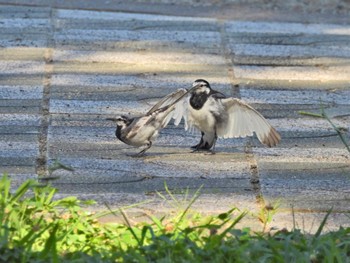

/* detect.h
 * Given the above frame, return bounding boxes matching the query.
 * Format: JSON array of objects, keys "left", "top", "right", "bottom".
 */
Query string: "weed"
[
  {"left": 298, "top": 100, "right": 350, "bottom": 153},
  {"left": 255, "top": 201, "right": 280, "bottom": 232},
  {"left": 1, "top": 175, "right": 350, "bottom": 262}
]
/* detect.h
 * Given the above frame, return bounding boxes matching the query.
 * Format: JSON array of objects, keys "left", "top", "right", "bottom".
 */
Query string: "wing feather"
[
  {"left": 125, "top": 117, "right": 148, "bottom": 140},
  {"left": 218, "top": 98, "right": 281, "bottom": 147},
  {"left": 146, "top": 89, "right": 187, "bottom": 115},
  {"left": 172, "top": 94, "right": 192, "bottom": 131},
  {"left": 146, "top": 88, "right": 189, "bottom": 129}
]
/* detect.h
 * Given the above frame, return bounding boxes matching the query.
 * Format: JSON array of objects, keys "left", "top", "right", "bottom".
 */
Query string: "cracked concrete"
[{"left": 0, "top": 0, "right": 349, "bottom": 232}]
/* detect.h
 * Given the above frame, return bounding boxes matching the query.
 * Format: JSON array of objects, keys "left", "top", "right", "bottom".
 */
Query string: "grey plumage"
[{"left": 107, "top": 88, "right": 192, "bottom": 156}]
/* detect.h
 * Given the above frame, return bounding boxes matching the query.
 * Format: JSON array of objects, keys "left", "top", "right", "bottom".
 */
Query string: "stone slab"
[
  {"left": 234, "top": 65, "right": 350, "bottom": 81},
  {"left": 0, "top": 61, "right": 45, "bottom": 74},
  {"left": 0, "top": 5, "right": 51, "bottom": 18},
  {"left": 0, "top": 85, "right": 43, "bottom": 99},
  {"left": 259, "top": 160, "right": 350, "bottom": 212},
  {"left": 0, "top": 48, "right": 47, "bottom": 61},
  {"left": 225, "top": 21, "right": 350, "bottom": 35}
]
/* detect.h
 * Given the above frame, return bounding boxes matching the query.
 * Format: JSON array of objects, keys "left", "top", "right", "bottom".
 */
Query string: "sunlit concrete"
[{"left": 0, "top": 2, "right": 349, "bottom": 232}]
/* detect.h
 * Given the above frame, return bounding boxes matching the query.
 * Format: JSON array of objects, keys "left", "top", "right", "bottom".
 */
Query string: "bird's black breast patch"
[
  {"left": 116, "top": 125, "right": 129, "bottom": 144},
  {"left": 190, "top": 93, "right": 208, "bottom": 110},
  {"left": 116, "top": 126, "right": 122, "bottom": 140}
]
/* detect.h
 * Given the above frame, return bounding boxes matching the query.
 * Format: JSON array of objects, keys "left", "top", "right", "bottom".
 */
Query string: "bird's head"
[
  {"left": 106, "top": 116, "right": 129, "bottom": 128},
  {"left": 191, "top": 79, "right": 211, "bottom": 95}
]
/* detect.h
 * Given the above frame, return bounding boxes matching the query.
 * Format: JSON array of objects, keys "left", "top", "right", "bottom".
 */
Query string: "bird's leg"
[
  {"left": 191, "top": 146, "right": 202, "bottom": 153},
  {"left": 137, "top": 141, "right": 152, "bottom": 156},
  {"left": 128, "top": 141, "right": 152, "bottom": 157},
  {"left": 192, "top": 132, "right": 216, "bottom": 153},
  {"left": 205, "top": 133, "right": 217, "bottom": 155},
  {"left": 191, "top": 143, "right": 212, "bottom": 153},
  {"left": 191, "top": 132, "right": 211, "bottom": 153},
  {"left": 191, "top": 145, "right": 203, "bottom": 153},
  {"left": 190, "top": 143, "right": 200, "bottom": 150},
  {"left": 212, "top": 133, "right": 218, "bottom": 152},
  {"left": 191, "top": 132, "right": 204, "bottom": 150},
  {"left": 191, "top": 142, "right": 207, "bottom": 153}
]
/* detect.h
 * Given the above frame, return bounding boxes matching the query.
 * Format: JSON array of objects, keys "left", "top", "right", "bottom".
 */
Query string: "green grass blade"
[
  {"left": 93, "top": 200, "right": 152, "bottom": 219},
  {"left": 148, "top": 215, "right": 165, "bottom": 231},
  {"left": 291, "top": 205, "right": 296, "bottom": 231},
  {"left": 164, "top": 181, "right": 180, "bottom": 206},
  {"left": 40, "top": 223, "right": 59, "bottom": 263},
  {"left": 44, "top": 188, "right": 57, "bottom": 205},
  {"left": 119, "top": 208, "right": 141, "bottom": 246},
  {"left": 297, "top": 111, "right": 324, "bottom": 118},
  {"left": 174, "top": 185, "right": 203, "bottom": 231},
  {"left": 0, "top": 174, "right": 11, "bottom": 204},
  {"left": 48, "top": 159, "right": 74, "bottom": 175},
  {"left": 320, "top": 105, "right": 350, "bottom": 153},
  {"left": 299, "top": 100, "right": 350, "bottom": 153},
  {"left": 104, "top": 202, "right": 142, "bottom": 246},
  {"left": 155, "top": 190, "right": 167, "bottom": 201},
  {"left": 219, "top": 211, "right": 247, "bottom": 239},
  {"left": 9, "top": 180, "right": 36, "bottom": 203},
  {"left": 140, "top": 225, "right": 155, "bottom": 245},
  {"left": 18, "top": 216, "right": 45, "bottom": 247},
  {"left": 314, "top": 209, "right": 332, "bottom": 238}
]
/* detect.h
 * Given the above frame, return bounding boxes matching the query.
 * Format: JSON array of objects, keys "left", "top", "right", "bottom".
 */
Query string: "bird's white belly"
[
  {"left": 188, "top": 106, "right": 216, "bottom": 133},
  {"left": 135, "top": 129, "right": 159, "bottom": 145}
]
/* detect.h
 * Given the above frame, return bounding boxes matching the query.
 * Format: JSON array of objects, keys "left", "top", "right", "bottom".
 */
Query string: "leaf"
[
  {"left": 0, "top": 174, "right": 11, "bottom": 204},
  {"left": 218, "top": 208, "right": 237, "bottom": 221},
  {"left": 48, "top": 159, "right": 74, "bottom": 175},
  {"left": 10, "top": 179, "right": 37, "bottom": 203},
  {"left": 174, "top": 185, "right": 203, "bottom": 231},
  {"left": 140, "top": 225, "right": 155, "bottom": 245},
  {"left": 314, "top": 209, "right": 332, "bottom": 239},
  {"left": 298, "top": 111, "right": 324, "bottom": 118},
  {"left": 40, "top": 223, "right": 59, "bottom": 262}
]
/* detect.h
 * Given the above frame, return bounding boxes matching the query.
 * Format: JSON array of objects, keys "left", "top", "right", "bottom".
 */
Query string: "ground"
[{"left": 0, "top": 0, "right": 349, "bottom": 232}]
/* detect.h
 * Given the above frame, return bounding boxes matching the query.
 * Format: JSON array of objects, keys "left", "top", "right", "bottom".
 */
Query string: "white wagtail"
[
  {"left": 173, "top": 79, "right": 281, "bottom": 152},
  {"left": 107, "top": 86, "right": 198, "bottom": 156}
]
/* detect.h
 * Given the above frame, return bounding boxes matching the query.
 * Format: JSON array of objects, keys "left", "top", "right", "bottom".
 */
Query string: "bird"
[
  {"left": 173, "top": 79, "right": 281, "bottom": 152},
  {"left": 107, "top": 86, "right": 198, "bottom": 156}
]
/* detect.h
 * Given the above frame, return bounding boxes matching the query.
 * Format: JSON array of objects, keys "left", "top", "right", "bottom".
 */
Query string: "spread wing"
[
  {"left": 172, "top": 94, "right": 196, "bottom": 132},
  {"left": 126, "top": 109, "right": 175, "bottom": 140},
  {"left": 217, "top": 98, "right": 281, "bottom": 147},
  {"left": 146, "top": 88, "right": 190, "bottom": 129},
  {"left": 146, "top": 89, "right": 188, "bottom": 115}
]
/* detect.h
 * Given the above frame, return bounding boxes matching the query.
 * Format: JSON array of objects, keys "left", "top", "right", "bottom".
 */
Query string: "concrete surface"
[{"left": 0, "top": 0, "right": 349, "bottom": 232}]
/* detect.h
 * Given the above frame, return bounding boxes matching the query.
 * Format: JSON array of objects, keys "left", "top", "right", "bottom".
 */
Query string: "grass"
[
  {"left": 1, "top": 175, "right": 350, "bottom": 263},
  {"left": 298, "top": 100, "right": 350, "bottom": 153}
]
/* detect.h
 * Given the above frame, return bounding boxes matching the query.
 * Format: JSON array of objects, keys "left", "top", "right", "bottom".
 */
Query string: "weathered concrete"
[{"left": 0, "top": 1, "right": 349, "bottom": 232}]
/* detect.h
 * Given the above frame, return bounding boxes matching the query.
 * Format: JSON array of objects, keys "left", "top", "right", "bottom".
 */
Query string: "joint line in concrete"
[{"left": 36, "top": 5, "right": 54, "bottom": 176}]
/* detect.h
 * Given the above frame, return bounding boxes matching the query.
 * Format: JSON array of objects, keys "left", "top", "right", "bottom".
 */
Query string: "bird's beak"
[
  {"left": 190, "top": 83, "right": 201, "bottom": 91},
  {"left": 106, "top": 118, "right": 118, "bottom": 122}
]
